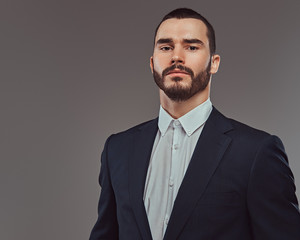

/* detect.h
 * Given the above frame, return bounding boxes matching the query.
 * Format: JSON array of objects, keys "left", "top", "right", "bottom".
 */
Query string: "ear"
[
  {"left": 210, "top": 54, "right": 220, "bottom": 74},
  {"left": 150, "top": 56, "right": 154, "bottom": 73}
]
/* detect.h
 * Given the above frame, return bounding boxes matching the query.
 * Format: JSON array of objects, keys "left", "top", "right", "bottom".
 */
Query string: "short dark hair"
[{"left": 154, "top": 8, "right": 216, "bottom": 55}]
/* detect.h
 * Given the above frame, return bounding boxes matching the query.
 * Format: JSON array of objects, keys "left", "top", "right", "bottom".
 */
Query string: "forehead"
[{"left": 155, "top": 18, "right": 209, "bottom": 43}]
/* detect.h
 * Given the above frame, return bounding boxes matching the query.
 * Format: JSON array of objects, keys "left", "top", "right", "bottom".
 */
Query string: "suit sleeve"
[
  {"left": 247, "top": 135, "right": 300, "bottom": 239},
  {"left": 89, "top": 135, "right": 119, "bottom": 240}
]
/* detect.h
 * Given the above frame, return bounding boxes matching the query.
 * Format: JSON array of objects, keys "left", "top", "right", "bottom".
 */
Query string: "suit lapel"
[
  {"left": 164, "top": 108, "right": 233, "bottom": 240},
  {"left": 128, "top": 119, "right": 158, "bottom": 240}
]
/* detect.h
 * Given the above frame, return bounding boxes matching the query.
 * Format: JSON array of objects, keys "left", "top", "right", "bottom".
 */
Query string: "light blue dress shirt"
[{"left": 143, "top": 98, "right": 213, "bottom": 240}]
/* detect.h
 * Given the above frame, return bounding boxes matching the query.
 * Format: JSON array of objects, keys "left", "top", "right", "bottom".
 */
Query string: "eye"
[
  {"left": 187, "top": 46, "right": 198, "bottom": 51},
  {"left": 160, "top": 46, "right": 173, "bottom": 51}
]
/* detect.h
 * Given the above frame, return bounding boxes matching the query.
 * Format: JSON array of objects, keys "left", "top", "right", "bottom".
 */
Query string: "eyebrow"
[
  {"left": 156, "top": 38, "right": 204, "bottom": 45},
  {"left": 183, "top": 38, "right": 204, "bottom": 45},
  {"left": 156, "top": 38, "right": 173, "bottom": 45}
]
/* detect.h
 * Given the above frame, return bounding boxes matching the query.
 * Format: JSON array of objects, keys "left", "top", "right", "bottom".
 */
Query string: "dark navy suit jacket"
[{"left": 90, "top": 107, "right": 300, "bottom": 240}]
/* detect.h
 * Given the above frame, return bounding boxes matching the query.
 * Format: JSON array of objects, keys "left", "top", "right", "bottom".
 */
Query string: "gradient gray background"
[{"left": 1, "top": 0, "right": 300, "bottom": 239}]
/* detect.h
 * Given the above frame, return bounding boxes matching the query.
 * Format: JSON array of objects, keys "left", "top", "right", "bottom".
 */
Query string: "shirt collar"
[{"left": 158, "top": 98, "right": 213, "bottom": 137}]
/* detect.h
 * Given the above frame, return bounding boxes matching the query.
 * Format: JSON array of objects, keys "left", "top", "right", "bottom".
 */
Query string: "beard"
[{"left": 152, "top": 62, "right": 211, "bottom": 102}]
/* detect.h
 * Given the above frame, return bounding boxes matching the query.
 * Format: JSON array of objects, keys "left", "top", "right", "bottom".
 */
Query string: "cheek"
[
  {"left": 152, "top": 55, "right": 170, "bottom": 72},
  {"left": 194, "top": 53, "right": 209, "bottom": 63},
  {"left": 153, "top": 61, "right": 164, "bottom": 73},
  {"left": 189, "top": 56, "right": 210, "bottom": 73},
  {"left": 186, "top": 51, "right": 210, "bottom": 67}
]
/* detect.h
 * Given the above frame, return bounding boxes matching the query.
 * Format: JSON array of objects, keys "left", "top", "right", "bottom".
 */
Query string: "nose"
[{"left": 171, "top": 48, "right": 184, "bottom": 65}]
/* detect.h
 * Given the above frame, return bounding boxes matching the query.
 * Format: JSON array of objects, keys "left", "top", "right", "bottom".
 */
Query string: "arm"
[
  {"left": 89, "top": 135, "right": 119, "bottom": 240},
  {"left": 247, "top": 135, "right": 300, "bottom": 239}
]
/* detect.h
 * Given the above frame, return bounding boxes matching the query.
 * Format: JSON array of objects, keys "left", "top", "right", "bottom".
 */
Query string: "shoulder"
[
  {"left": 213, "top": 107, "right": 272, "bottom": 139},
  {"left": 211, "top": 107, "right": 284, "bottom": 151},
  {"left": 105, "top": 118, "right": 158, "bottom": 145},
  {"left": 231, "top": 117, "right": 284, "bottom": 150},
  {"left": 228, "top": 117, "right": 270, "bottom": 138},
  {"left": 112, "top": 118, "right": 157, "bottom": 136}
]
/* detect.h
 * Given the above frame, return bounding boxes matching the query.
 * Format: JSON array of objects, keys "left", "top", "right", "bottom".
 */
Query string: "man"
[{"left": 90, "top": 8, "right": 300, "bottom": 240}]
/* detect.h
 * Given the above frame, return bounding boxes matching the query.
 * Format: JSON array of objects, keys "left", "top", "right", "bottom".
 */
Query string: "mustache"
[{"left": 162, "top": 64, "right": 194, "bottom": 77}]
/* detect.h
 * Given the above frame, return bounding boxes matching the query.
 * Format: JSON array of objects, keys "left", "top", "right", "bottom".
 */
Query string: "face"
[{"left": 151, "top": 18, "right": 220, "bottom": 102}]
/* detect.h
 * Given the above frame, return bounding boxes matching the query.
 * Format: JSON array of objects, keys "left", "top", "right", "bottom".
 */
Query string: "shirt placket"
[{"left": 163, "top": 119, "right": 181, "bottom": 234}]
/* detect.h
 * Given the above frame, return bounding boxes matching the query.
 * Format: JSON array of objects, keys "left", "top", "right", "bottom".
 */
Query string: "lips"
[
  {"left": 167, "top": 70, "right": 189, "bottom": 75},
  {"left": 162, "top": 64, "right": 194, "bottom": 77}
]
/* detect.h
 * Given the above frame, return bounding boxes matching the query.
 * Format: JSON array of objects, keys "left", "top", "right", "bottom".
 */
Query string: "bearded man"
[{"left": 90, "top": 8, "right": 300, "bottom": 240}]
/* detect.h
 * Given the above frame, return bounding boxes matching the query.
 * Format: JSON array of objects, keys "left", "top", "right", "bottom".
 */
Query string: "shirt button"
[
  {"left": 173, "top": 144, "right": 179, "bottom": 150},
  {"left": 169, "top": 179, "right": 174, "bottom": 187},
  {"left": 165, "top": 216, "right": 169, "bottom": 225},
  {"left": 174, "top": 120, "right": 180, "bottom": 126}
]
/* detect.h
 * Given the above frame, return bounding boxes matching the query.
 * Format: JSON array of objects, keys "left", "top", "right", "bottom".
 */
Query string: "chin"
[{"left": 165, "top": 80, "right": 191, "bottom": 89}]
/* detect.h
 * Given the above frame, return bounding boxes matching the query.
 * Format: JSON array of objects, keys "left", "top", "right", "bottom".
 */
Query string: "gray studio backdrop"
[{"left": 1, "top": 0, "right": 300, "bottom": 239}]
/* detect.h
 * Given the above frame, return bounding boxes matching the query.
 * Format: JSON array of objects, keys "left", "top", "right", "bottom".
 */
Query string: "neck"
[{"left": 159, "top": 86, "right": 210, "bottom": 119}]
